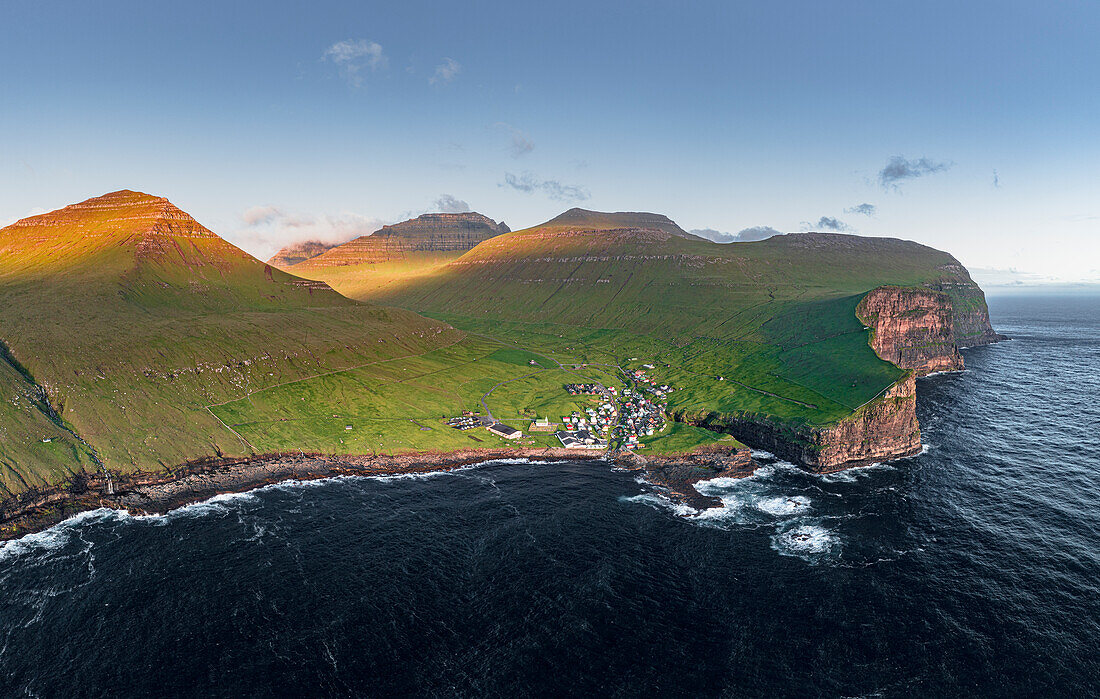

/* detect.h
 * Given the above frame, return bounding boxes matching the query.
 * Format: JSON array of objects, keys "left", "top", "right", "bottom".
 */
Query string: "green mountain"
[
  {"left": 316, "top": 209, "right": 999, "bottom": 466},
  {"left": 539, "top": 208, "right": 702, "bottom": 239},
  {"left": 281, "top": 211, "right": 510, "bottom": 299},
  {"left": 0, "top": 190, "right": 461, "bottom": 494}
]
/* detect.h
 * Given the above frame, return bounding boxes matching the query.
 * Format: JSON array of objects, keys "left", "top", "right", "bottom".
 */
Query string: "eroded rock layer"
[
  {"left": 268, "top": 241, "right": 338, "bottom": 267},
  {"left": 923, "top": 266, "right": 1006, "bottom": 346},
  {"left": 857, "top": 286, "right": 964, "bottom": 375},
  {"left": 678, "top": 374, "right": 921, "bottom": 471},
  {"left": 296, "top": 212, "right": 508, "bottom": 269}
]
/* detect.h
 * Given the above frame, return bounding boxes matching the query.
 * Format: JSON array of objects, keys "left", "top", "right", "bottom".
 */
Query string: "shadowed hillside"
[{"left": 284, "top": 211, "right": 510, "bottom": 298}]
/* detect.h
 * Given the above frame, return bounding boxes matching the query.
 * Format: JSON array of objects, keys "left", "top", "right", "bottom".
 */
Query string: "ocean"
[{"left": 1, "top": 294, "right": 1098, "bottom": 697}]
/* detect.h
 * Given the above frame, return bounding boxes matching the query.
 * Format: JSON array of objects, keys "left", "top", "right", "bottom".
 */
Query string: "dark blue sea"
[{"left": 2, "top": 294, "right": 1098, "bottom": 697}]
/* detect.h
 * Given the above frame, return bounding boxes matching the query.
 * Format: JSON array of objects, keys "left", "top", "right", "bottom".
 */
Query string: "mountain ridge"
[{"left": 288, "top": 211, "right": 509, "bottom": 270}]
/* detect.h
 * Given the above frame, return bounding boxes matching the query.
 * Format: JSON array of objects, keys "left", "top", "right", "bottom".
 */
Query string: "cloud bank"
[
  {"left": 689, "top": 225, "right": 781, "bottom": 243},
  {"left": 235, "top": 206, "right": 385, "bottom": 259},
  {"left": 502, "top": 172, "right": 589, "bottom": 202}
]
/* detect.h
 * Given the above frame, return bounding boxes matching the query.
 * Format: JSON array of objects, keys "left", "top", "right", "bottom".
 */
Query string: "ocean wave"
[
  {"left": 1, "top": 459, "right": 544, "bottom": 560},
  {"left": 817, "top": 461, "right": 896, "bottom": 483},
  {"left": 770, "top": 523, "right": 840, "bottom": 561},
  {"left": 171, "top": 491, "right": 260, "bottom": 517},
  {"left": 920, "top": 369, "right": 967, "bottom": 378},
  {"left": 618, "top": 492, "right": 699, "bottom": 517},
  {"left": 689, "top": 474, "right": 814, "bottom": 525},
  {"left": 0, "top": 508, "right": 123, "bottom": 564},
  {"left": 755, "top": 495, "right": 812, "bottom": 516}
]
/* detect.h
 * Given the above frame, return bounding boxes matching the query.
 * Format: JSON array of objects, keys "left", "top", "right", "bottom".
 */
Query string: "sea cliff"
[
  {"left": 677, "top": 281, "right": 1001, "bottom": 472},
  {"left": 857, "top": 286, "right": 963, "bottom": 375},
  {"left": 675, "top": 375, "right": 920, "bottom": 472}
]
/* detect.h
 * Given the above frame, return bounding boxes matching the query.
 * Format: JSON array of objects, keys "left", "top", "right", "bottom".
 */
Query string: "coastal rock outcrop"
[
  {"left": 923, "top": 265, "right": 1006, "bottom": 346},
  {"left": 623, "top": 444, "right": 756, "bottom": 508},
  {"left": 857, "top": 286, "right": 963, "bottom": 375},
  {"left": 677, "top": 374, "right": 921, "bottom": 471},
  {"left": 683, "top": 280, "right": 1001, "bottom": 470}
]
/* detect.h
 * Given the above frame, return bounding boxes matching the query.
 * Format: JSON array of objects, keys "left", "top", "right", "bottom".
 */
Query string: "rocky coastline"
[
  {"left": 618, "top": 445, "right": 756, "bottom": 509},
  {"left": 0, "top": 285, "right": 1004, "bottom": 542},
  {"left": 0, "top": 447, "right": 606, "bottom": 542}
]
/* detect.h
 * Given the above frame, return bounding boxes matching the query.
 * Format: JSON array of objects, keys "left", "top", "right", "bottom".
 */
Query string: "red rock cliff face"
[
  {"left": 681, "top": 284, "right": 974, "bottom": 470},
  {"left": 679, "top": 375, "right": 921, "bottom": 471},
  {"left": 857, "top": 286, "right": 964, "bottom": 376},
  {"left": 810, "top": 374, "right": 921, "bottom": 468},
  {"left": 922, "top": 264, "right": 1006, "bottom": 347}
]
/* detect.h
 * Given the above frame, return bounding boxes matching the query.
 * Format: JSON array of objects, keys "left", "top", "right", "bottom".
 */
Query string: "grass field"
[
  {"left": 208, "top": 336, "right": 630, "bottom": 454},
  {"left": 640, "top": 422, "right": 742, "bottom": 455}
]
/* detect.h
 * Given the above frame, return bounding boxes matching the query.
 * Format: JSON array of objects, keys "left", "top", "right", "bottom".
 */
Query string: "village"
[{"left": 443, "top": 364, "right": 675, "bottom": 453}]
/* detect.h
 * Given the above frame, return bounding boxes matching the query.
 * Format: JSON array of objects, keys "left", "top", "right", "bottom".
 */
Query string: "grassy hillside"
[
  {"left": 0, "top": 191, "right": 463, "bottom": 493},
  {"left": 289, "top": 251, "right": 468, "bottom": 300},
  {"left": 282, "top": 211, "right": 512, "bottom": 300},
  {"left": 314, "top": 215, "right": 993, "bottom": 432}
]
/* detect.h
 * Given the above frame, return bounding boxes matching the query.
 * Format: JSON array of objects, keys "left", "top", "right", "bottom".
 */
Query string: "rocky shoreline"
[
  {"left": 0, "top": 434, "right": 927, "bottom": 542},
  {"left": 0, "top": 447, "right": 610, "bottom": 541},
  {"left": 618, "top": 445, "right": 757, "bottom": 509}
]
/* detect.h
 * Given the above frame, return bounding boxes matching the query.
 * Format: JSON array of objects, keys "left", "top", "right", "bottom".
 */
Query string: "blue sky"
[{"left": 1, "top": 0, "right": 1097, "bottom": 284}]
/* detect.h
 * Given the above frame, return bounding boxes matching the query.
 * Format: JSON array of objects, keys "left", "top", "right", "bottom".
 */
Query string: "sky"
[{"left": 1, "top": 0, "right": 1098, "bottom": 285}]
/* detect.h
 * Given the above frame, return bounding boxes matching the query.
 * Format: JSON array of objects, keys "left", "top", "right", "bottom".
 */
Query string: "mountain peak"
[
  {"left": 268, "top": 240, "right": 339, "bottom": 267},
  {"left": 4, "top": 189, "right": 214, "bottom": 238},
  {"left": 374, "top": 211, "right": 509, "bottom": 238},
  {"left": 0, "top": 189, "right": 243, "bottom": 281},
  {"left": 294, "top": 210, "right": 508, "bottom": 269},
  {"left": 540, "top": 208, "right": 699, "bottom": 239}
]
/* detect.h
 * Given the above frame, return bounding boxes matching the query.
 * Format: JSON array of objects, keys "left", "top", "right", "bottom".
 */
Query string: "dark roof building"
[{"left": 488, "top": 422, "right": 522, "bottom": 439}]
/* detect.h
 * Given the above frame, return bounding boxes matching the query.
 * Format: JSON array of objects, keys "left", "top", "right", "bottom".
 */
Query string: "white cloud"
[
  {"left": 241, "top": 205, "right": 283, "bottom": 227},
  {"left": 429, "top": 58, "right": 461, "bottom": 85},
  {"left": 689, "top": 226, "right": 781, "bottom": 243},
  {"left": 878, "top": 155, "right": 952, "bottom": 190},
  {"left": 234, "top": 206, "right": 385, "bottom": 259},
  {"left": 802, "top": 216, "right": 851, "bottom": 232},
  {"left": 323, "top": 39, "right": 387, "bottom": 87},
  {"left": 844, "top": 203, "right": 876, "bottom": 217},
  {"left": 432, "top": 194, "right": 470, "bottom": 213}
]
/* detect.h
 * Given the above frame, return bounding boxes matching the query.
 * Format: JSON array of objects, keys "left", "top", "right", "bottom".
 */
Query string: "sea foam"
[{"left": 771, "top": 523, "right": 840, "bottom": 560}]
